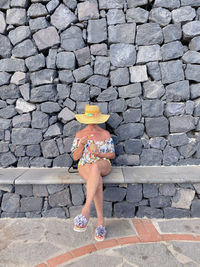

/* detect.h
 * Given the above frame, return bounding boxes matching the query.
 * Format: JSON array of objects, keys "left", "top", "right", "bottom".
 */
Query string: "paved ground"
[{"left": 0, "top": 217, "right": 200, "bottom": 267}]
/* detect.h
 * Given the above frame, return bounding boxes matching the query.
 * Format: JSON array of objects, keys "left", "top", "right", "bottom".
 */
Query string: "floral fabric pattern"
[{"left": 71, "top": 137, "right": 115, "bottom": 166}]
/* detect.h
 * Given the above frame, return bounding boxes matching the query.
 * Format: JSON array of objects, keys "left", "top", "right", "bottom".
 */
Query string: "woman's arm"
[{"left": 91, "top": 151, "right": 115, "bottom": 159}]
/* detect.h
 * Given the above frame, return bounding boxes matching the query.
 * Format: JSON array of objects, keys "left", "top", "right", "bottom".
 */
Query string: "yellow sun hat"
[{"left": 75, "top": 104, "right": 110, "bottom": 124}]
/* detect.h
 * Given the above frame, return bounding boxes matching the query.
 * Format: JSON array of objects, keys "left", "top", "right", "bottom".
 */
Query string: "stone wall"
[
  {"left": 1, "top": 183, "right": 200, "bottom": 218},
  {"left": 1, "top": 0, "right": 200, "bottom": 167}
]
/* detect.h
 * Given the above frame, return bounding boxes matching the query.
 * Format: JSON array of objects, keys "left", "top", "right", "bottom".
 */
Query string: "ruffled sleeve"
[
  {"left": 107, "top": 138, "right": 115, "bottom": 153},
  {"left": 71, "top": 138, "right": 81, "bottom": 153}
]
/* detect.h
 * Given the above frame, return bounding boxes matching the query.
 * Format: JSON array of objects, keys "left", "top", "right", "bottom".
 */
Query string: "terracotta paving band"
[{"left": 35, "top": 219, "right": 200, "bottom": 267}]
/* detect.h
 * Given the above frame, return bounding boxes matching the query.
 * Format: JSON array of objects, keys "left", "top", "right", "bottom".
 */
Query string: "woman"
[{"left": 71, "top": 104, "right": 115, "bottom": 241}]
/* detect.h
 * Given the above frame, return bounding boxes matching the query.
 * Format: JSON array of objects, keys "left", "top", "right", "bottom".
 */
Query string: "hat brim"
[{"left": 75, "top": 114, "right": 110, "bottom": 124}]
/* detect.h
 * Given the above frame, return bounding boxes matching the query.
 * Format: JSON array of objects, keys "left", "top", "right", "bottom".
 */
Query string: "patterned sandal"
[
  {"left": 95, "top": 225, "right": 106, "bottom": 241},
  {"left": 73, "top": 214, "right": 88, "bottom": 232}
]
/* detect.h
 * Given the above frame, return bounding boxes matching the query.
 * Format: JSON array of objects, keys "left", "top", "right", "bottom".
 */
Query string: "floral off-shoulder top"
[{"left": 71, "top": 137, "right": 115, "bottom": 166}]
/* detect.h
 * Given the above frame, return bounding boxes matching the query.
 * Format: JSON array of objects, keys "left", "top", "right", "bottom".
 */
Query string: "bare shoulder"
[
  {"left": 101, "top": 129, "right": 111, "bottom": 139},
  {"left": 75, "top": 128, "right": 86, "bottom": 138}
]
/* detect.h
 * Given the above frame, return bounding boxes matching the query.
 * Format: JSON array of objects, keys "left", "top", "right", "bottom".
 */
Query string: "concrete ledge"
[{"left": 0, "top": 166, "right": 200, "bottom": 185}]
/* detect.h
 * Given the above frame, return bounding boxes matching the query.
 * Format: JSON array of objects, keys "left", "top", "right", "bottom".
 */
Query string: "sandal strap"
[
  {"left": 74, "top": 214, "right": 88, "bottom": 227},
  {"left": 95, "top": 225, "right": 106, "bottom": 237}
]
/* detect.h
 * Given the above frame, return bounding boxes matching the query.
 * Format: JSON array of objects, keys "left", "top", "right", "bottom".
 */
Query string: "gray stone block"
[
  {"left": 30, "top": 157, "right": 52, "bottom": 167},
  {"left": 149, "top": 137, "right": 166, "bottom": 150},
  {"left": 1, "top": 193, "right": 20, "bottom": 212},
  {"left": 160, "top": 60, "right": 184, "bottom": 84},
  {"left": 166, "top": 80, "right": 190, "bottom": 101},
  {"left": 70, "top": 185, "right": 85, "bottom": 206},
  {"left": 191, "top": 199, "right": 200, "bottom": 217},
  {"left": 145, "top": 117, "right": 169, "bottom": 137},
  {"left": 172, "top": 188, "right": 195, "bottom": 209},
  {"left": 6, "top": 8, "right": 26, "bottom": 25},
  {"left": 70, "top": 83, "right": 90, "bottom": 101},
  {"left": 178, "top": 138, "right": 197, "bottom": 158},
  {"left": 73, "top": 65, "right": 93, "bottom": 83},
  {"left": 126, "top": 97, "right": 141, "bottom": 108},
  {"left": 126, "top": 184, "right": 142, "bottom": 203},
  {"left": 58, "top": 70, "right": 74, "bottom": 84},
  {"left": 75, "top": 47, "right": 91, "bottom": 67},
  {"left": 0, "top": 84, "right": 19, "bottom": 100},
  {"left": 159, "top": 184, "right": 176, "bottom": 196},
  {"left": 49, "top": 188, "right": 71, "bottom": 207},
  {"left": 136, "top": 23, "right": 163, "bottom": 45},
  {"left": 183, "top": 21, "right": 200, "bottom": 39},
  {"left": 130, "top": 65, "right": 148, "bottom": 83},
  {"left": 109, "top": 99, "right": 127, "bottom": 113},
  {"left": 149, "top": 7, "right": 171, "bottom": 26},
  {"left": 33, "top": 185, "right": 48, "bottom": 197},
  {"left": 126, "top": 7, "right": 149, "bottom": 24},
  {"left": 25, "top": 54, "right": 45, "bottom": 72},
  {"left": 12, "top": 39, "right": 37, "bottom": 58},
  {"left": 169, "top": 115, "right": 195, "bottom": 133},
  {"left": 140, "top": 149, "right": 162, "bottom": 166},
  {"left": 189, "top": 36, "right": 200, "bottom": 51},
  {"left": 61, "top": 26, "right": 85, "bottom": 51},
  {"left": 115, "top": 154, "right": 140, "bottom": 166},
  {"left": 0, "top": 58, "right": 25, "bottom": 72},
  {"left": 115, "top": 123, "right": 144, "bottom": 141},
  {"left": 164, "top": 207, "right": 190, "bottom": 218},
  {"left": 33, "top": 26, "right": 60, "bottom": 51},
  {"left": 27, "top": 3, "right": 48, "bottom": 17},
  {"left": 114, "top": 201, "right": 135, "bottom": 218},
  {"left": 168, "top": 133, "right": 189, "bottom": 147},
  {"left": 0, "top": 34, "right": 12, "bottom": 58},
  {"left": 90, "top": 43, "right": 107, "bottom": 56},
  {"left": 11, "top": 128, "right": 43, "bottom": 145},
  {"left": 104, "top": 187, "right": 126, "bottom": 202},
  {"left": 44, "top": 123, "right": 62, "bottom": 138},
  {"left": 110, "top": 43, "right": 136, "bottom": 67},
  {"left": 137, "top": 45, "right": 161, "bottom": 64},
  {"left": 146, "top": 61, "right": 161, "bottom": 81},
  {"left": 31, "top": 111, "right": 49, "bottom": 129},
  {"left": 0, "top": 72, "right": 11, "bottom": 86},
  {"left": 42, "top": 207, "right": 66, "bottom": 218},
  {"left": 47, "top": 185, "right": 65, "bottom": 195},
  {"left": 185, "top": 64, "right": 200, "bottom": 82},
  {"left": 41, "top": 139, "right": 59, "bottom": 158},
  {"left": 0, "top": 11, "right": 6, "bottom": 34},
  {"left": 172, "top": 6, "right": 196, "bottom": 24},
  {"left": 0, "top": 118, "right": 11, "bottom": 130},
  {"left": 143, "top": 184, "right": 159, "bottom": 198},
  {"left": 85, "top": 75, "right": 109, "bottom": 89},
  {"left": 107, "top": 113, "right": 123, "bottom": 129},
  {"left": 77, "top": 1, "right": 99, "bottom": 21},
  {"left": 137, "top": 206, "right": 163, "bottom": 218},
  {"left": 1, "top": 212, "right": 25, "bottom": 218},
  {"left": 163, "top": 23, "right": 182, "bottom": 43},
  {"left": 108, "top": 23, "right": 136, "bottom": 44},
  {"left": 30, "top": 85, "right": 57, "bottom": 103},
  {"left": 53, "top": 153, "right": 73, "bottom": 167},
  {"left": 123, "top": 109, "right": 141, "bottom": 123},
  {"left": 110, "top": 68, "right": 129, "bottom": 86},
  {"left": 63, "top": 120, "right": 82, "bottom": 137},
  {"left": 161, "top": 41, "right": 184, "bottom": 61},
  {"left": 0, "top": 106, "right": 17, "bottom": 119},
  {"left": 50, "top": 4, "right": 76, "bottom": 31},
  {"left": 99, "top": 0, "right": 124, "bottom": 9},
  {"left": 107, "top": 8, "right": 125, "bottom": 25},
  {"left": 97, "top": 87, "right": 118, "bottom": 102},
  {"left": 165, "top": 102, "right": 185, "bottom": 117},
  {"left": 182, "top": 51, "right": 200, "bottom": 64},
  {"left": 154, "top": 0, "right": 180, "bottom": 9},
  {"left": 56, "top": 52, "right": 75, "bottom": 70},
  {"left": 94, "top": 56, "right": 110, "bottom": 76},
  {"left": 29, "top": 17, "right": 48, "bottom": 32},
  {"left": 150, "top": 196, "right": 171, "bottom": 208},
  {"left": 87, "top": 18, "right": 107, "bottom": 43},
  {"left": 20, "top": 197, "right": 43, "bottom": 212},
  {"left": 118, "top": 83, "right": 142, "bottom": 99},
  {"left": 142, "top": 100, "right": 163, "bottom": 117},
  {"left": 15, "top": 185, "right": 33, "bottom": 197}
]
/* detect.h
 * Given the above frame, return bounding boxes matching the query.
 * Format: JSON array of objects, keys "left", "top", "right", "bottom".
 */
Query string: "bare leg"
[{"left": 78, "top": 160, "right": 111, "bottom": 226}]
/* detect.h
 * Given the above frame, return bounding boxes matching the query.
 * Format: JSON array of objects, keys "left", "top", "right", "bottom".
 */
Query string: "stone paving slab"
[
  {"left": 1, "top": 166, "right": 200, "bottom": 185},
  {"left": 123, "top": 166, "right": 200, "bottom": 183},
  {"left": 1, "top": 217, "right": 200, "bottom": 267},
  {"left": 154, "top": 218, "right": 200, "bottom": 234},
  {"left": 0, "top": 168, "right": 27, "bottom": 184}
]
